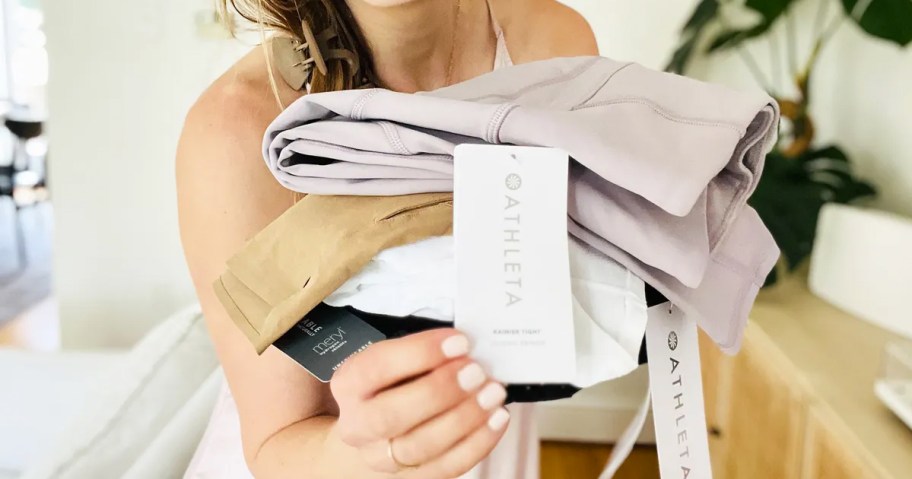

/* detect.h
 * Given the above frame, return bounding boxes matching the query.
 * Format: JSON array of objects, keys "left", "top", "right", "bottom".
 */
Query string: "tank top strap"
[{"left": 486, "top": 0, "right": 514, "bottom": 70}]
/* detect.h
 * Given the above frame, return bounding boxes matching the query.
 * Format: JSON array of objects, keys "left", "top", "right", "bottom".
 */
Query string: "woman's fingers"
[
  {"left": 358, "top": 387, "right": 510, "bottom": 477},
  {"left": 332, "top": 329, "right": 476, "bottom": 447},
  {"left": 411, "top": 407, "right": 511, "bottom": 479},
  {"left": 332, "top": 329, "right": 469, "bottom": 400},
  {"left": 389, "top": 381, "right": 508, "bottom": 467},
  {"left": 360, "top": 359, "right": 488, "bottom": 439},
  {"left": 329, "top": 327, "right": 512, "bottom": 477}
]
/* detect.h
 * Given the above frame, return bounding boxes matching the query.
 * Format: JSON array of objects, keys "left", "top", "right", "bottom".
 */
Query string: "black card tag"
[{"left": 273, "top": 303, "right": 387, "bottom": 382}]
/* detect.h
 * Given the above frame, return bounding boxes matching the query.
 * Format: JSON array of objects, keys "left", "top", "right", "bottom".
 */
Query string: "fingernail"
[
  {"left": 477, "top": 383, "right": 507, "bottom": 410},
  {"left": 441, "top": 335, "right": 469, "bottom": 358},
  {"left": 488, "top": 408, "right": 510, "bottom": 431},
  {"left": 457, "top": 363, "right": 486, "bottom": 391}
]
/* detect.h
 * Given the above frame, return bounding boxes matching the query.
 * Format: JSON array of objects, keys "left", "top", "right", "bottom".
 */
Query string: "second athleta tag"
[{"left": 645, "top": 304, "right": 713, "bottom": 479}]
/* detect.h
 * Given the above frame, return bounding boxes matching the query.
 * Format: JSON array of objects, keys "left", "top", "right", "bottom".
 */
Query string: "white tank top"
[{"left": 492, "top": 9, "right": 514, "bottom": 71}]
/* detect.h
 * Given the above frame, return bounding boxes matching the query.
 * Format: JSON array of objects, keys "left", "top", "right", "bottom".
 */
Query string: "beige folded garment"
[{"left": 214, "top": 193, "right": 454, "bottom": 353}]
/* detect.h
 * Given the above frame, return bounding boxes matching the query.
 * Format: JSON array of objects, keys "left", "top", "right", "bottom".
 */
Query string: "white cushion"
[
  {"left": 122, "top": 369, "right": 222, "bottom": 479},
  {"left": 0, "top": 349, "right": 123, "bottom": 474},
  {"left": 20, "top": 304, "right": 218, "bottom": 479}
]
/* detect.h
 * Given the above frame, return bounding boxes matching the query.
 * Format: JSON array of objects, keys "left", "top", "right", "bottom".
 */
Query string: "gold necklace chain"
[{"left": 443, "top": 0, "right": 463, "bottom": 87}]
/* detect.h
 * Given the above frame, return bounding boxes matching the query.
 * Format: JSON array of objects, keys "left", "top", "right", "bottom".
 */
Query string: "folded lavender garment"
[{"left": 262, "top": 56, "right": 781, "bottom": 353}]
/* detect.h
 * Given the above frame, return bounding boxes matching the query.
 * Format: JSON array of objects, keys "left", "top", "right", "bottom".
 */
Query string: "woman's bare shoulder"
[
  {"left": 182, "top": 48, "right": 274, "bottom": 162},
  {"left": 176, "top": 45, "right": 298, "bottom": 264},
  {"left": 494, "top": 0, "right": 598, "bottom": 62},
  {"left": 182, "top": 44, "right": 295, "bottom": 155}
]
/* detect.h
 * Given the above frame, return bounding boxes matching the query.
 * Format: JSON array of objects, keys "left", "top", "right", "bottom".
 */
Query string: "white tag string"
[{"left": 599, "top": 384, "right": 651, "bottom": 478}]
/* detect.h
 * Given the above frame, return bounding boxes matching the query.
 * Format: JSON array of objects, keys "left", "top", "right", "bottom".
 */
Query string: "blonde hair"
[{"left": 219, "top": 0, "right": 376, "bottom": 98}]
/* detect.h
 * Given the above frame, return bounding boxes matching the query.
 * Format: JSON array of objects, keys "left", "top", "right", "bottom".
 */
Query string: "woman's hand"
[{"left": 331, "top": 328, "right": 510, "bottom": 479}]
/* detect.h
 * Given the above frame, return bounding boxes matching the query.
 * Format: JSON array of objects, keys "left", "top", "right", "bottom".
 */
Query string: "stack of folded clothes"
[{"left": 215, "top": 56, "right": 780, "bottom": 404}]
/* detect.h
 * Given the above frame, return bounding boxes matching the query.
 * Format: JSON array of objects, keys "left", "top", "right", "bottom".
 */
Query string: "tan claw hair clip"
[{"left": 273, "top": 0, "right": 372, "bottom": 92}]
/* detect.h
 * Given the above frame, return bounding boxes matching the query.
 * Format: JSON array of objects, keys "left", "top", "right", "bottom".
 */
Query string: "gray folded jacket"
[{"left": 263, "top": 56, "right": 781, "bottom": 354}]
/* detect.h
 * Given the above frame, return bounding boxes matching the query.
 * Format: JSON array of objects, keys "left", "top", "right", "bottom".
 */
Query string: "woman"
[{"left": 177, "top": 0, "right": 597, "bottom": 477}]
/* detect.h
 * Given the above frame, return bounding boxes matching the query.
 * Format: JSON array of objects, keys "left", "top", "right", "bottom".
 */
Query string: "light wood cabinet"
[
  {"left": 801, "top": 408, "right": 874, "bottom": 479},
  {"left": 721, "top": 326, "right": 808, "bottom": 479},
  {"left": 699, "top": 277, "right": 912, "bottom": 479},
  {"left": 699, "top": 331, "right": 729, "bottom": 476}
]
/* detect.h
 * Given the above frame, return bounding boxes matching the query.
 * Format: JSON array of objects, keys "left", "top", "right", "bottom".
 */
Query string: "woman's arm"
[
  {"left": 176, "top": 54, "right": 508, "bottom": 479},
  {"left": 176, "top": 73, "right": 349, "bottom": 476}
]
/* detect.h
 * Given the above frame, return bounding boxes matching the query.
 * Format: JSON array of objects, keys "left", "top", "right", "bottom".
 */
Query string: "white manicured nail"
[
  {"left": 457, "top": 363, "right": 486, "bottom": 391},
  {"left": 441, "top": 335, "right": 470, "bottom": 358},
  {"left": 488, "top": 408, "right": 510, "bottom": 431},
  {"left": 477, "top": 383, "right": 507, "bottom": 410}
]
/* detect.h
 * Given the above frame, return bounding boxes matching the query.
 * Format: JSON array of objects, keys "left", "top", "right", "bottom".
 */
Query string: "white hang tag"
[
  {"left": 453, "top": 144, "right": 576, "bottom": 384},
  {"left": 645, "top": 304, "right": 713, "bottom": 479}
]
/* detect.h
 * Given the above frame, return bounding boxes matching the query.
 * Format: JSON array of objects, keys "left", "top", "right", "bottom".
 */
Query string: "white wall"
[
  {"left": 565, "top": 0, "right": 697, "bottom": 70},
  {"left": 809, "top": 23, "right": 912, "bottom": 217},
  {"left": 44, "top": 0, "right": 248, "bottom": 347},
  {"left": 0, "top": 0, "right": 12, "bottom": 102}
]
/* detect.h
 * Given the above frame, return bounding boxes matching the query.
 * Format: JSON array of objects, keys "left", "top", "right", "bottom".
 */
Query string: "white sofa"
[{"left": 0, "top": 305, "right": 220, "bottom": 479}]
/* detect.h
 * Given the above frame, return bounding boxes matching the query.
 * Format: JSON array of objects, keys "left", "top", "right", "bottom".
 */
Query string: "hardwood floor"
[
  {"left": 541, "top": 442, "right": 659, "bottom": 479},
  {"left": 0, "top": 296, "right": 58, "bottom": 350}
]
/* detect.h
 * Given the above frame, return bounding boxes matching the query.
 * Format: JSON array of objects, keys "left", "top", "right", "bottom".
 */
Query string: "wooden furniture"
[
  {"left": 540, "top": 443, "right": 658, "bottom": 479},
  {"left": 701, "top": 274, "right": 912, "bottom": 478}
]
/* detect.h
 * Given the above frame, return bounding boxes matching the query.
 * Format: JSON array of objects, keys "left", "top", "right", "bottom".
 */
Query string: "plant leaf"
[
  {"left": 841, "top": 0, "right": 912, "bottom": 46},
  {"left": 763, "top": 264, "right": 779, "bottom": 287},
  {"left": 746, "top": 0, "right": 795, "bottom": 22},
  {"left": 666, "top": 35, "right": 699, "bottom": 73},
  {"left": 708, "top": 29, "right": 746, "bottom": 52},
  {"left": 708, "top": 22, "right": 773, "bottom": 51},
  {"left": 831, "top": 180, "right": 878, "bottom": 203},
  {"left": 798, "top": 145, "right": 851, "bottom": 163},
  {"left": 683, "top": 0, "right": 721, "bottom": 33},
  {"left": 665, "top": 0, "right": 719, "bottom": 75},
  {"left": 750, "top": 143, "right": 877, "bottom": 279},
  {"left": 667, "top": 0, "right": 721, "bottom": 73}
]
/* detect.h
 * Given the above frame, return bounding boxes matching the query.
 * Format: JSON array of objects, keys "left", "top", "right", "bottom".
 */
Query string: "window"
[{"left": 1, "top": 0, "right": 47, "bottom": 112}]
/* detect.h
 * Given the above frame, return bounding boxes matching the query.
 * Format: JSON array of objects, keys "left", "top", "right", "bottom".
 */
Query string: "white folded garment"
[{"left": 324, "top": 236, "right": 647, "bottom": 388}]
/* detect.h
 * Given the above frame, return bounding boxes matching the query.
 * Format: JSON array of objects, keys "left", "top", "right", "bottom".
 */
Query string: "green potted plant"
[{"left": 667, "top": 0, "right": 911, "bottom": 284}]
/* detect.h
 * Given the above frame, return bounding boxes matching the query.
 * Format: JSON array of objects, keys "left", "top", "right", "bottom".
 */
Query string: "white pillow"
[
  {"left": 0, "top": 349, "right": 122, "bottom": 474},
  {"left": 122, "top": 369, "right": 222, "bottom": 479},
  {"left": 20, "top": 304, "right": 218, "bottom": 479}
]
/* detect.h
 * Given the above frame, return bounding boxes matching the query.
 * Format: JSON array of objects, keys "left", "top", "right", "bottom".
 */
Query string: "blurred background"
[{"left": 0, "top": 1, "right": 909, "bottom": 478}]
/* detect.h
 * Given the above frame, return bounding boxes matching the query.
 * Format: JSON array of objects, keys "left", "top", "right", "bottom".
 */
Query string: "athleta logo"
[
  {"left": 505, "top": 173, "right": 522, "bottom": 190},
  {"left": 503, "top": 172, "right": 522, "bottom": 307},
  {"left": 668, "top": 328, "right": 692, "bottom": 478},
  {"left": 312, "top": 327, "right": 347, "bottom": 355}
]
